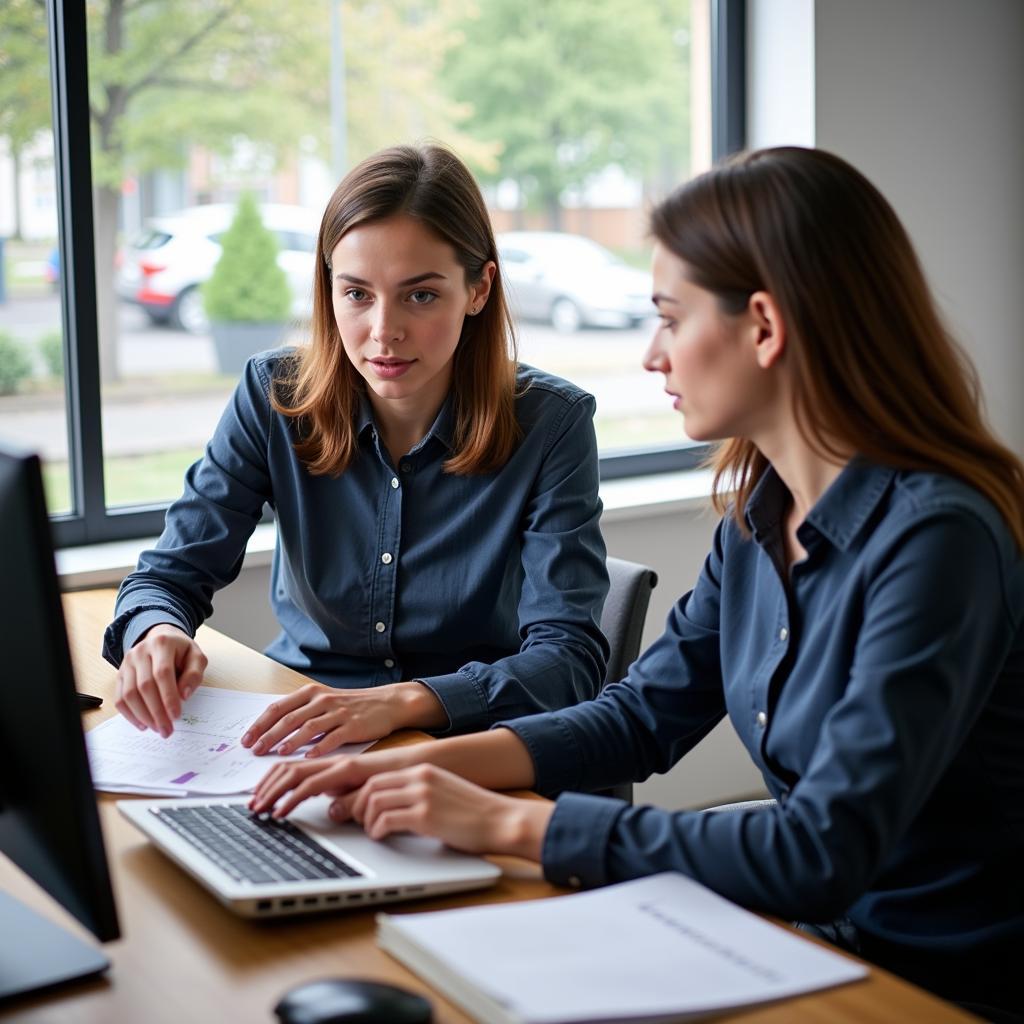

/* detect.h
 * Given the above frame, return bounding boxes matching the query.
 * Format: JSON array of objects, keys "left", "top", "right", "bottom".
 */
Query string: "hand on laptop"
[
  {"left": 249, "top": 747, "right": 406, "bottom": 818},
  {"left": 346, "top": 763, "right": 554, "bottom": 859},
  {"left": 239, "top": 681, "right": 448, "bottom": 757},
  {"left": 115, "top": 624, "right": 207, "bottom": 738},
  {"left": 249, "top": 753, "right": 553, "bottom": 860}
]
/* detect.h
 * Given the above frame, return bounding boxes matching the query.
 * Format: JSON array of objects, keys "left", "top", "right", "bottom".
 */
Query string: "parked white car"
[
  {"left": 496, "top": 231, "right": 653, "bottom": 333},
  {"left": 117, "top": 203, "right": 321, "bottom": 333}
]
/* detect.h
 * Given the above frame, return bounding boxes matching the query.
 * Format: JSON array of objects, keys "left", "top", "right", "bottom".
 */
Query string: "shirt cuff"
[
  {"left": 541, "top": 791, "right": 628, "bottom": 889},
  {"left": 499, "top": 713, "right": 585, "bottom": 797},
  {"left": 415, "top": 669, "right": 490, "bottom": 734}
]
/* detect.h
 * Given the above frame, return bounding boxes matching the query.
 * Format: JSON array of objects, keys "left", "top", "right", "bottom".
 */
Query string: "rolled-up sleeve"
[
  {"left": 421, "top": 393, "right": 609, "bottom": 731},
  {"left": 102, "top": 358, "right": 273, "bottom": 666}
]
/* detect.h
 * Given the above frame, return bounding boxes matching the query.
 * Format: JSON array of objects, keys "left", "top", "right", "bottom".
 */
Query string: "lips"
[{"left": 369, "top": 358, "right": 415, "bottom": 380}]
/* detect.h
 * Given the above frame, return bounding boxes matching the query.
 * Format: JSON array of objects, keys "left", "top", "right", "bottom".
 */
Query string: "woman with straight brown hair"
[
  {"left": 253, "top": 147, "right": 1024, "bottom": 1020},
  {"left": 105, "top": 143, "right": 609, "bottom": 752}
]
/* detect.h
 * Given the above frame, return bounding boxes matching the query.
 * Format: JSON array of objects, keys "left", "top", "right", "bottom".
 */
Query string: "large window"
[{"left": 0, "top": 0, "right": 744, "bottom": 546}]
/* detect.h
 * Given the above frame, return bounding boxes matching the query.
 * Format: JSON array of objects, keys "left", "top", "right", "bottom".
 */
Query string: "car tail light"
[{"left": 139, "top": 260, "right": 166, "bottom": 276}]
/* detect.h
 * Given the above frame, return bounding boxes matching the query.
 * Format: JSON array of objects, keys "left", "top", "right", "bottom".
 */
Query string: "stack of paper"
[
  {"left": 378, "top": 873, "right": 867, "bottom": 1024},
  {"left": 86, "top": 686, "right": 370, "bottom": 795}
]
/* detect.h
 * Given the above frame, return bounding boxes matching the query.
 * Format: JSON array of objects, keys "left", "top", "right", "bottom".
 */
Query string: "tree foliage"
[
  {"left": 442, "top": 0, "right": 691, "bottom": 220},
  {"left": 0, "top": 0, "right": 51, "bottom": 153},
  {"left": 341, "top": 0, "right": 498, "bottom": 170},
  {"left": 202, "top": 194, "right": 291, "bottom": 323}
]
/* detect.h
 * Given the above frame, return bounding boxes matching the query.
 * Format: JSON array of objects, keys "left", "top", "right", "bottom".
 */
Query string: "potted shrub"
[
  {"left": 0, "top": 331, "right": 32, "bottom": 396},
  {"left": 203, "top": 193, "right": 292, "bottom": 374}
]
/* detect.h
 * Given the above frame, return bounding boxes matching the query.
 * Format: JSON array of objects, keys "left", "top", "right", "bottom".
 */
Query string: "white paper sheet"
[{"left": 86, "top": 686, "right": 370, "bottom": 795}]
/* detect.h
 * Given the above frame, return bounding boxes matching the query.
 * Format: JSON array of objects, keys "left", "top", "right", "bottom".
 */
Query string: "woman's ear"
[
  {"left": 748, "top": 291, "right": 786, "bottom": 368},
  {"left": 469, "top": 260, "right": 497, "bottom": 314}
]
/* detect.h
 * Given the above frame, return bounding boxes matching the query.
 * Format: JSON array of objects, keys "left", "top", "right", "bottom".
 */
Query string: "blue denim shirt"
[
  {"left": 506, "top": 459, "right": 1024, "bottom": 958},
  {"left": 104, "top": 352, "right": 609, "bottom": 732}
]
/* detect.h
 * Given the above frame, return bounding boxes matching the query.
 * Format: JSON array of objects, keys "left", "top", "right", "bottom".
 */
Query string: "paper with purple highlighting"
[{"left": 85, "top": 686, "right": 371, "bottom": 795}]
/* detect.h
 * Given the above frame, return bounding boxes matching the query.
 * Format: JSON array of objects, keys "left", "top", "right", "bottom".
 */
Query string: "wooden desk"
[{"left": 0, "top": 589, "right": 976, "bottom": 1023}]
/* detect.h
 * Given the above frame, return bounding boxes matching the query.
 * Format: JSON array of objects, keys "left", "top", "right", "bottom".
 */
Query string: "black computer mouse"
[{"left": 273, "top": 978, "right": 432, "bottom": 1024}]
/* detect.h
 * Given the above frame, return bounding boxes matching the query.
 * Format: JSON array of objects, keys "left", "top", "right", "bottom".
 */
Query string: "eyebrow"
[
  {"left": 652, "top": 293, "right": 679, "bottom": 306},
  {"left": 335, "top": 272, "right": 448, "bottom": 287}
]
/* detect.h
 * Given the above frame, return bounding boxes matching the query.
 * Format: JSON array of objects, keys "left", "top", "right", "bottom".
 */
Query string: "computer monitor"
[{"left": 0, "top": 445, "right": 120, "bottom": 1001}]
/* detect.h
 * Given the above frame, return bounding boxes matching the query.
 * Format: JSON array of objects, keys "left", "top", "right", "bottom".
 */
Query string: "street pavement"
[{"left": 0, "top": 295, "right": 667, "bottom": 461}]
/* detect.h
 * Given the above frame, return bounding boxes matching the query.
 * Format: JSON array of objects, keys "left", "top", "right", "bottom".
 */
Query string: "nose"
[
  {"left": 370, "top": 299, "right": 404, "bottom": 345},
  {"left": 642, "top": 328, "right": 667, "bottom": 374}
]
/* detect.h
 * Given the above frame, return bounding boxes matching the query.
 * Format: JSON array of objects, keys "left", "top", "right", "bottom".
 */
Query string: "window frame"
[{"left": 47, "top": 0, "right": 746, "bottom": 547}]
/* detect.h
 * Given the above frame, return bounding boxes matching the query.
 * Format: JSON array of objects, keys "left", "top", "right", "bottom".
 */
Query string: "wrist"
[
  {"left": 393, "top": 681, "right": 449, "bottom": 731},
  {"left": 495, "top": 797, "right": 555, "bottom": 862}
]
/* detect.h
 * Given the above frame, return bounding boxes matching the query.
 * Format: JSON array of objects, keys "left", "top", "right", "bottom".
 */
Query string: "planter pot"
[{"left": 210, "top": 321, "right": 287, "bottom": 375}]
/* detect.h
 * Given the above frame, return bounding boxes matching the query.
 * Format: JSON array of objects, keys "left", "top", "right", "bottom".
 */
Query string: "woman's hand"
[
  {"left": 115, "top": 624, "right": 208, "bottom": 737},
  {"left": 248, "top": 753, "right": 553, "bottom": 861},
  {"left": 240, "top": 681, "right": 447, "bottom": 756},
  {"left": 346, "top": 764, "right": 554, "bottom": 860},
  {"left": 249, "top": 748, "right": 409, "bottom": 817}
]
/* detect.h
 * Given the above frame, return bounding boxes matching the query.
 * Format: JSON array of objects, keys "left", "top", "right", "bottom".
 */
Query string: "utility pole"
[{"left": 330, "top": 0, "right": 348, "bottom": 182}]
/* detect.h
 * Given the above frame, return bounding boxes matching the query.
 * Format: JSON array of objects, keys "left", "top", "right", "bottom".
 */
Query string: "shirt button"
[
  {"left": 381, "top": 552, "right": 393, "bottom": 565},
  {"left": 756, "top": 710, "right": 768, "bottom": 728},
  {"left": 567, "top": 875, "right": 582, "bottom": 889},
  {"left": 375, "top": 621, "right": 386, "bottom": 633},
  {"left": 778, "top": 627, "right": 788, "bottom": 642},
  {"left": 384, "top": 658, "right": 395, "bottom": 668},
  {"left": 400, "top": 462, "right": 412, "bottom": 473},
  {"left": 390, "top": 477, "right": 399, "bottom": 489}
]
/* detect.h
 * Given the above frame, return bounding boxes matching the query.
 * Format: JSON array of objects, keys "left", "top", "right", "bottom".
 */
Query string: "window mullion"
[
  {"left": 48, "top": 0, "right": 106, "bottom": 541},
  {"left": 711, "top": 0, "right": 747, "bottom": 161}
]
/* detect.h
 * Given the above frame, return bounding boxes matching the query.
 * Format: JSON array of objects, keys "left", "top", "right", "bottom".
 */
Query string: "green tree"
[
  {"left": 85, "top": 0, "right": 331, "bottom": 381},
  {"left": 441, "top": 0, "right": 691, "bottom": 226},
  {"left": 0, "top": 0, "right": 52, "bottom": 240},
  {"left": 341, "top": 0, "right": 497, "bottom": 169},
  {"left": 0, "top": 0, "right": 488, "bottom": 383},
  {"left": 202, "top": 194, "right": 290, "bottom": 323}
]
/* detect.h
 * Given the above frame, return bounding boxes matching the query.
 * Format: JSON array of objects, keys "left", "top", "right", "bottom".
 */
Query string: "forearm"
[{"left": 393, "top": 727, "right": 536, "bottom": 791}]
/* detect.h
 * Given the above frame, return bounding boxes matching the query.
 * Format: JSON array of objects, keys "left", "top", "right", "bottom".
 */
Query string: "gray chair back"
[{"left": 596, "top": 556, "right": 658, "bottom": 803}]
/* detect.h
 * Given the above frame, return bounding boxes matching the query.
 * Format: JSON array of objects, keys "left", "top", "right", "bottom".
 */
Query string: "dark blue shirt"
[
  {"left": 507, "top": 460, "right": 1024, "bottom": 959},
  {"left": 104, "top": 352, "right": 609, "bottom": 732}
]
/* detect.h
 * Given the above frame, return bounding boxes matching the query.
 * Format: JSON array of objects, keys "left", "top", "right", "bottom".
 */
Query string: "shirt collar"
[
  {"left": 355, "top": 389, "right": 456, "bottom": 453},
  {"left": 746, "top": 457, "right": 896, "bottom": 551}
]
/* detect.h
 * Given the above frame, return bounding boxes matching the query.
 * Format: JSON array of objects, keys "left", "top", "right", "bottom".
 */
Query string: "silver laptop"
[{"left": 118, "top": 795, "right": 501, "bottom": 918}]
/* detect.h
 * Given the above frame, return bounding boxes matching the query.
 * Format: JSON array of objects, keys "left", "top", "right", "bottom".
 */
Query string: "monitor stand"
[{"left": 0, "top": 890, "right": 110, "bottom": 1002}]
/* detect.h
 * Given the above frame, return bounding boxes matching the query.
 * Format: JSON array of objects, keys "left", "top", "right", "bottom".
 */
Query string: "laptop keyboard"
[{"left": 152, "top": 803, "right": 364, "bottom": 885}]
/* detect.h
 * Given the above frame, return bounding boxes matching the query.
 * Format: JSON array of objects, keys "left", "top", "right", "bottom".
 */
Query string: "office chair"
[{"left": 596, "top": 556, "right": 658, "bottom": 804}]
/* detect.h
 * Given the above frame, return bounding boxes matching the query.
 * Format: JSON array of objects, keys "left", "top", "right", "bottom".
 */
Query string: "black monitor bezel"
[{"left": 0, "top": 445, "right": 119, "bottom": 944}]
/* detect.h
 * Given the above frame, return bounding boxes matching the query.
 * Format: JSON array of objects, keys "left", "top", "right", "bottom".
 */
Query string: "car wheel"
[
  {"left": 173, "top": 285, "right": 209, "bottom": 334},
  {"left": 550, "top": 297, "right": 582, "bottom": 334}
]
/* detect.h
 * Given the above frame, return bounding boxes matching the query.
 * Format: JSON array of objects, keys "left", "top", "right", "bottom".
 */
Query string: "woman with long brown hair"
[
  {"left": 105, "top": 144, "right": 609, "bottom": 751},
  {"left": 253, "top": 147, "right": 1024, "bottom": 1019}
]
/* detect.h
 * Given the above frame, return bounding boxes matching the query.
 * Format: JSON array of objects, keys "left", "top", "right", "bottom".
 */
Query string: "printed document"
[
  {"left": 377, "top": 872, "right": 868, "bottom": 1023},
  {"left": 86, "top": 686, "right": 370, "bottom": 795}
]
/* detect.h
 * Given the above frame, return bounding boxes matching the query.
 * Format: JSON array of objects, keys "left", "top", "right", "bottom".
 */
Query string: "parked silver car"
[
  {"left": 117, "top": 203, "right": 320, "bottom": 333},
  {"left": 496, "top": 231, "right": 653, "bottom": 333}
]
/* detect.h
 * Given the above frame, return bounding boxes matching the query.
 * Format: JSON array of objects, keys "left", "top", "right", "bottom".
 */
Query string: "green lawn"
[
  {"left": 41, "top": 415, "right": 688, "bottom": 518},
  {"left": 43, "top": 447, "right": 203, "bottom": 516}
]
